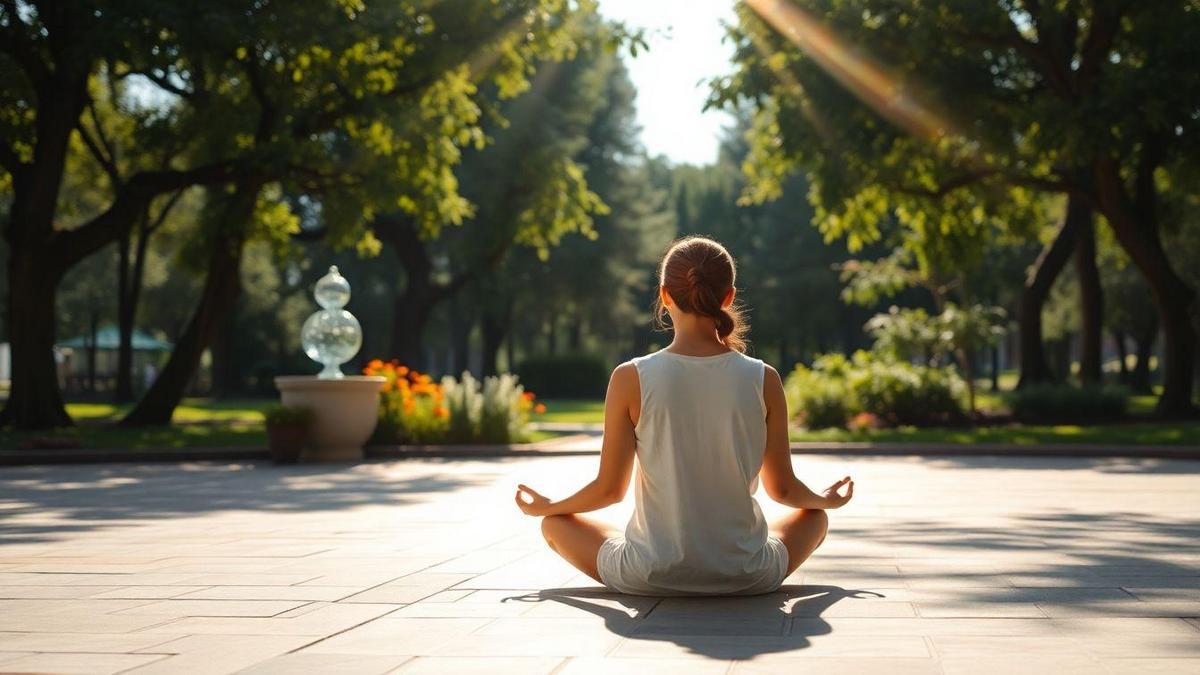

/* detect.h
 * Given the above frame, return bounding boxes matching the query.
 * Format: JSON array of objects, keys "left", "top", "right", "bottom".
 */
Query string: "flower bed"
[{"left": 364, "top": 360, "right": 544, "bottom": 445}]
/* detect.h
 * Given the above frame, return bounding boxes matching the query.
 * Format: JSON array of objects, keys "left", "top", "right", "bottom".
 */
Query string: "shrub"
[
  {"left": 784, "top": 362, "right": 851, "bottom": 429},
  {"left": 262, "top": 405, "right": 314, "bottom": 427},
  {"left": 442, "top": 372, "right": 537, "bottom": 444},
  {"left": 516, "top": 353, "right": 608, "bottom": 398},
  {"left": 1006, "top": 384, "right": 1128, "bottom": 424},
  {"left": 847, "top": 355, "right": 966, "bottom": 426},
  {"left": 784, "top": 351, "right": 966, "bottom": 429}
]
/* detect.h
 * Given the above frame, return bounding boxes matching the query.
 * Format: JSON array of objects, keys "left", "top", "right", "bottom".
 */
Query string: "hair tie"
[{"left": 686, "top": 267, "right": 706, "bottom": 285}]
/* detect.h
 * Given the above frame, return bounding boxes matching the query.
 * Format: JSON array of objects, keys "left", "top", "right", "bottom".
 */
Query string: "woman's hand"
[
  {"left": 821, "top": 476, "right": 854, "bottom": 509},
  {"left": 514, "top": 484, "right": 554, "bottom": 517}
]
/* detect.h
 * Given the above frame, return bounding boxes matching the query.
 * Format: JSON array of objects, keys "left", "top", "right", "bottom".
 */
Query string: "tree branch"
[
  {"left": 954, "top": 13, "right": 1073, "bottom": 98},
  {"left": 145, "top": 188, "right": 185, "bottom": 235},
  {"left": 50, "top": 161, "right": 244, "bottom": 269},
  {"left": 76, "top": 108, "right": 122, "bottom": 187},
  {"left": 1076, "top": 4, "right": 1121, "bottom": 94},
  {"left": 137, "top": 69, "right": 195, "bottom": 101},
  {"left": 890, "top": 168, "right": 1000, "bottom": 198}
]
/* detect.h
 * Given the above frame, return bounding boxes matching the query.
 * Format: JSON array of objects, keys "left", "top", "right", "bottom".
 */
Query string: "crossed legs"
[
  {"left": 770, "top": 508, "right": 829, "bottom": 576},
  {"left": 539, "top": 508, "right": 829, "bottom": 584},
  {"left": 539, "top": 514, "right": 615, "bottom": 583}
]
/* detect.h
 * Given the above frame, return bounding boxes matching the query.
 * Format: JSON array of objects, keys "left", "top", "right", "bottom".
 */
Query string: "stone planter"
[{"left": 274, "top": 375, "right": 385, "bottom": 462}]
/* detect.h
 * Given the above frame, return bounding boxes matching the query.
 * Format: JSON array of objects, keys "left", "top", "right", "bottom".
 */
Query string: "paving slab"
[{"left": 1, "top": 454, "right": 1198, "bottom": 673}]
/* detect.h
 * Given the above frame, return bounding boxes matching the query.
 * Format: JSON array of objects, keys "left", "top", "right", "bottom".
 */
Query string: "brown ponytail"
[{"left": 653, "top": 235, "right": 749, "bottom": 353}]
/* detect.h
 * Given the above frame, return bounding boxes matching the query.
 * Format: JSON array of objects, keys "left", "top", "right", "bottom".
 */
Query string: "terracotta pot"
[{"left": 266, "top": 424, "right": 307, "bottom": 464}]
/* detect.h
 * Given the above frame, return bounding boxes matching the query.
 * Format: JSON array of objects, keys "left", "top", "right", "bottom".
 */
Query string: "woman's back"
[{"left": 597, "top": 348, "right": 787, "bottom": 595}]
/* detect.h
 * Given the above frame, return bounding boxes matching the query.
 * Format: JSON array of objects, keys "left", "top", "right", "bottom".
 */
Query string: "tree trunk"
[
  {"left": 990, "top": 344, "right": 1001, "bottom": 392},
  {"left": 391, "top": 292, "right": 434, "bottom": 370},
  {"left": 1131, "top": 321, "right": 1158, "bottom": 394},
  {"left": 1113, "top": 330, "right": 1130, "bottom": 385},
  {"left": 448, "top": 295, "right": 471, "bottom": 376},
  {"left": 208, "top": 309, "right": 239, "bottom": 397},
  {"left": 87, "top": 309, "right": 99, "bottom": 393},
  {"left": 122, "top": 186, "right": 260, "bottom": 426},
  {"left": 115, "top": 231, "right": 134, "bottom": 401},
  {"left": 122, "top": 234, "right": 246, "bottom": 425},
  {"left": 568, "top": 317, "right": 583, "bottom": 353},
  {"left": 0, "top": 248, "right": 71, "bottom": 428},
  {"left": 1075, "top": 202, "right": 1104, "bottom": 387},
  {"left": 481, "top": 299, "right": 511, "bottom": 377},
  {"left": 1094, "top": 157, "right": 1196, "bottom": 415},
  {"left": 505, "top": 328, "right": 516, "bottom": 374},
  {"left": 0, "top": 78, "right": 88, "bottom": 429},
  {"left": 1017, "top": 200, "right": 1082, "bottom": 388}
]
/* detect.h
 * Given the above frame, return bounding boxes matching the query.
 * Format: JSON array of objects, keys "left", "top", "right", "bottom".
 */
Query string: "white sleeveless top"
[{"left": 596, "top": 348, "right": 789, "bottom": 595}]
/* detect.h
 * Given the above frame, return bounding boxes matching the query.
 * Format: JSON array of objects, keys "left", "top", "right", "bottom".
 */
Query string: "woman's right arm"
[{"left": 759, "top": 365, "right": 853, "bottom": 509}]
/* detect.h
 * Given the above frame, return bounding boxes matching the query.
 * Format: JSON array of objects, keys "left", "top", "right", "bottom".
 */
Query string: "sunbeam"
[{"left": 744, "top": 0, "right": 952, "bottom": 141}]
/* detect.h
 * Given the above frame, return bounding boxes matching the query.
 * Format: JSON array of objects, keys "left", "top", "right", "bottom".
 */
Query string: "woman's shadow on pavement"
[{"left": 504, "top": 584, "right": 880, "bottom": 659}]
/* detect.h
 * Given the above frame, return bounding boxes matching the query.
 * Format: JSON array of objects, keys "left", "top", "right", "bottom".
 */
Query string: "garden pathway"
[{"left": 1, "top": 454, "right": 1198, "bottom": 673}]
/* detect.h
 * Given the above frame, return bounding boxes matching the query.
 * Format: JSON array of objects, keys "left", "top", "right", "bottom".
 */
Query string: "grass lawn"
[
  {"left": 534, "top": 399, "right": 605, "bottom": 424},
  {"left": 67, "top": 398, "right": 275, "bottom": 424},
  {"left": 1, "top": 422, "right": 267, "bottom": 451},
  {"left": 0, "top": 422, "right": 561, "bottom": 451},
  {"left": 791, "top": 422, "right": 1200, "bottom": 446},
  {"left": 534, "top": 396, "right": 1199, "bottom": 447}
]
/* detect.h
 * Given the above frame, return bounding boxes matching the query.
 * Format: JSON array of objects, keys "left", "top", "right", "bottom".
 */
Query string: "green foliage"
[
  {"left": 846, "top": 355, "right": 966, "bottom": 427},
  {"left": 785, "top": 352, "right": 966, "bottom": 429},
  {"left": 1006, "top": 384, "right": 1128, "bottom": 424},
  {"left": 517, "top": 353, "right": 609, "bottom": 399},
  {"left": 261, "top": 405, "right": 314, "bottom": 427},
  {"left": 865, "top": 303, "right": 1007, "bottom": 367},
  {"left": 669, "top": 111, "right": 862, "bottom": 369},
  {"left": 784, "top": 356, "right": 852, "bottom": 429}
]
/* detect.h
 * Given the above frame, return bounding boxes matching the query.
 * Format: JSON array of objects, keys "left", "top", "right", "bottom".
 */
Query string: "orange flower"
[
  {"left": 433, "top": 405, "right": 448, "bottom": 418},
  {"left": 397, "top": 366, "right": 409, "bottom": 376},
  {"left": 381, "top": 381, "right": 393, "bottom": 393},
  {"left": 368, "top": 359, "right": 384, "bottom": 371},
  {"left": 534, "top": 403, "right": 546, "bottom": 414},
  {"left": 522, "top": 391, "right": 535, "bottom": 401}
]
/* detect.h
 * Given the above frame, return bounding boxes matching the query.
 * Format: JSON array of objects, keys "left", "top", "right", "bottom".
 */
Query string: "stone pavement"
[{"left": 1, "top": 454, "right": 1198, "bottom": 674}]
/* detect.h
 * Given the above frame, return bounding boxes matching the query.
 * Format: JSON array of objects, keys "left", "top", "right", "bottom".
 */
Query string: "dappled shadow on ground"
[
  {"left": 504, "top": 585, "right": 876, "bottom": 659},
  {"left": 923, "top": 455, "right": 1200, "bottom": 475},
  {"left": 0, "top": 459, "right": 494, "bottom": 544},
  {"left": 811, "top": 453, "right": 1200, "bottom": 475},
  {"left": 829, "top": 508, "right": 1200, "bottom": 614}
]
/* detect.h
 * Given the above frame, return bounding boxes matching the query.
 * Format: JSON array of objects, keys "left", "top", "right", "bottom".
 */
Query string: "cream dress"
[{"left": 596, "top": 348, "right": 789, "bottom": 596}]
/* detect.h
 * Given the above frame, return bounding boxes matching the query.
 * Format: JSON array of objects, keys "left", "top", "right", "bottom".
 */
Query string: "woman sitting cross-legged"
[{"left": 514, "top": 235, "right": 854, "bottom": 596}]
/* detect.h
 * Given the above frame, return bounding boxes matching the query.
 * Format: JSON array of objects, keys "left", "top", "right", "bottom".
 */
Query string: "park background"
[{"left": 1, "top": 0, "right": 1198, "bottom": 451}]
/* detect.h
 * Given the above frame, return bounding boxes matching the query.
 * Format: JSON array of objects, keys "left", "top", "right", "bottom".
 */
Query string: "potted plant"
[{"left": 262, "top": 405, "right": 314, "bottom": 464}]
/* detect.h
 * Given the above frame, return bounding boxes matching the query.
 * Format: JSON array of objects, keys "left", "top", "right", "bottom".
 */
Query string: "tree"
[
  {"left": 486, "top": 50, "right": 674, "bottom": 372},
  {"left": 115, "top": 1, "right": 621, "bottom": 425},
  {"left": 375, "top": 29, "right": 625, "bottom": 369},
  {"left": 1, "top": 0, "right": 623, "bottom": 428},
  {"left": 714, "top": 0, "right": 1200, "bottom": 415},
  {"left": 840, "top": 249, "right": 1007, "bottom": 413},
  {"left": 0, "top": 1, "right": 251, "bottom": 428}
]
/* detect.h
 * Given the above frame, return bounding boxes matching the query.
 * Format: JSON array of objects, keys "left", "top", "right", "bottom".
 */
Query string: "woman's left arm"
[{"left": 515, "top": 362, "right": 638, "bottom": 517}]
